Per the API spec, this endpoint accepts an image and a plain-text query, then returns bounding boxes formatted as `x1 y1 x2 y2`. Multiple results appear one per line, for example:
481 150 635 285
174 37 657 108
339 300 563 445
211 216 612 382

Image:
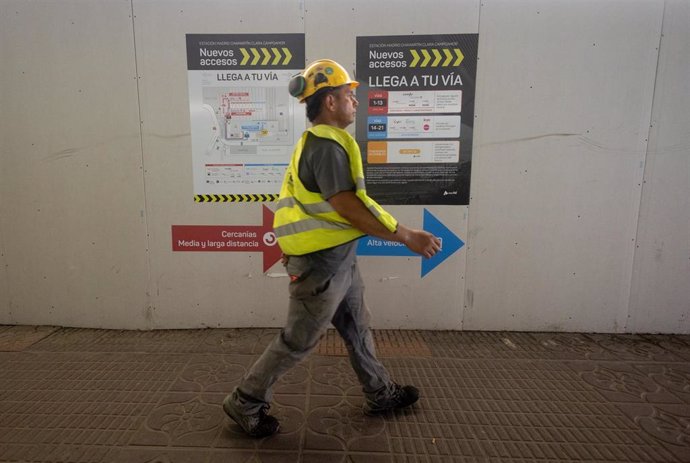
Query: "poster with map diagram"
186 33 305 202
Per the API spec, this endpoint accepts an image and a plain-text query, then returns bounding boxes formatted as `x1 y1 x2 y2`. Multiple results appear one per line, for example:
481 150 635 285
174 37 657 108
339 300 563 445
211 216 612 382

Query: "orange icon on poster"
367 141 388 164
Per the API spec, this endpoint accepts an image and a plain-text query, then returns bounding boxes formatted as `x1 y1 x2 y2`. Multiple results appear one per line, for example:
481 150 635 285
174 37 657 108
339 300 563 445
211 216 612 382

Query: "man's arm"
328 190 441 258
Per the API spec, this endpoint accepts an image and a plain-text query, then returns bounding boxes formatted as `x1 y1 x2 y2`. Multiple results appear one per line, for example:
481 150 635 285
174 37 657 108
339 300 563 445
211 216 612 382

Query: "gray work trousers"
230 242 391 414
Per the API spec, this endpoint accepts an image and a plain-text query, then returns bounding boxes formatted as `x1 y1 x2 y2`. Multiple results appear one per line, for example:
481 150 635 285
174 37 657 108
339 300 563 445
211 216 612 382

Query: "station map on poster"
186 34 305 200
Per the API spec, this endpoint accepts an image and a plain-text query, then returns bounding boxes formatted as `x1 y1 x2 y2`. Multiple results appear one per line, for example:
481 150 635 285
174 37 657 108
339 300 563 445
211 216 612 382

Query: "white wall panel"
131 0 305 327
0 0 150 328
464 0 664 331
629 0 690 333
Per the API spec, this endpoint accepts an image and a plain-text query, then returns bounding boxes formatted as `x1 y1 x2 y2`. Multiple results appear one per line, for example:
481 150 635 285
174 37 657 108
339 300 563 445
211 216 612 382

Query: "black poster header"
186 34 305 71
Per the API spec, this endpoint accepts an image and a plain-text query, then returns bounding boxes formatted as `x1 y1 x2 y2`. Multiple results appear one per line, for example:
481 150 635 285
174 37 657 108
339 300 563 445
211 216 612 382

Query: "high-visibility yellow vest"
273 125 398 256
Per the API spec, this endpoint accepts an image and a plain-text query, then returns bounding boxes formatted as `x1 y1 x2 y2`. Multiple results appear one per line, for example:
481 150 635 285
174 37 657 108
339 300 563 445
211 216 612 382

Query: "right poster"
355 34 478 205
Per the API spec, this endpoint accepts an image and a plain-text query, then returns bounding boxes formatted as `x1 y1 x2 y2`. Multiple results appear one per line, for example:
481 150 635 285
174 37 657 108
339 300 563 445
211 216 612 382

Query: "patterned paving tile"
301 453 393 463
0 328 689 462
0 354 186 454
107 447 212 463
584 333 687 362
204 329 279 355
567 358 690 462
642 334 690 362
421 331 607 361
130 392 225 448
208 450 301 463
0 443 112 463
305 394 388 453
25 327 110 350
317 329 432 358
635 363 690 403
310 357 361 397
616 403 690 462
529 332 612 360
0 325 58 351
387 358 679 462
170 355 254 393
29 328 280 354
568 361 686 404
108 448 303 463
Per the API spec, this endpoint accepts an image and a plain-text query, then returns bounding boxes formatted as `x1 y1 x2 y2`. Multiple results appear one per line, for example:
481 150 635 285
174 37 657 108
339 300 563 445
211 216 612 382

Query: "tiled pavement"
0 326 689 462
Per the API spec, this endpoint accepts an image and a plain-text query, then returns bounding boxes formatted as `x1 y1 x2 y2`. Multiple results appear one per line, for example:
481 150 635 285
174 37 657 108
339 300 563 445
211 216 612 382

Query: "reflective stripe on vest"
274 125 398 256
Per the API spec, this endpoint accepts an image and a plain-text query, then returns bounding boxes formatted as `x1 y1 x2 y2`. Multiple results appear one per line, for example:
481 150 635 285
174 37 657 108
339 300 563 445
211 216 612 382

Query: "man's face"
331 85 358 129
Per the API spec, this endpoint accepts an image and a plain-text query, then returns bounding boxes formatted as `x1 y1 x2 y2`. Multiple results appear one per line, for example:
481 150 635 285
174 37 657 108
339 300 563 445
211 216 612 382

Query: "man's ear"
323 92 336 112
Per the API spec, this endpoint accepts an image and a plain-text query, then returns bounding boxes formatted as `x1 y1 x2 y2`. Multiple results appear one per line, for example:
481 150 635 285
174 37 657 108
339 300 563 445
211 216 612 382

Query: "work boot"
364 383 419 415
222 394 280 438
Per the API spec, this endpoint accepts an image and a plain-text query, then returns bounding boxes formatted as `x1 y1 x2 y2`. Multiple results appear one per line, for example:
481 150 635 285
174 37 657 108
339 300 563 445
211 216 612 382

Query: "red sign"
172 205 282 272
368 90 389 114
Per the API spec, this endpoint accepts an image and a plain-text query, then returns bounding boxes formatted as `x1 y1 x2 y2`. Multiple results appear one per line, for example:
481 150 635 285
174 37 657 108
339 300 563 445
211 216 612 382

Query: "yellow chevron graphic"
421 49 431 67
410 50 420 67
261 48 271 65
443 49 453 66
272 48 282 65
238 47 294 67
251 48 261 65
194 194 279 203
282 48 292 65
431 49 442 67
454 48 464 66
409 48 465 67
240 48 250 65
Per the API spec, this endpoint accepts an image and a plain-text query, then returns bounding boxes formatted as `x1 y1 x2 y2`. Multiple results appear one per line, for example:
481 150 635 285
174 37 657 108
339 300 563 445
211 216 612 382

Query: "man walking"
223 59 441 437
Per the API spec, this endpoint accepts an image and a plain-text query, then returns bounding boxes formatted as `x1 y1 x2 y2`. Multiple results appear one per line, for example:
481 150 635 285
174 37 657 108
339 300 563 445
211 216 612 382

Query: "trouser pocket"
286 255 334 300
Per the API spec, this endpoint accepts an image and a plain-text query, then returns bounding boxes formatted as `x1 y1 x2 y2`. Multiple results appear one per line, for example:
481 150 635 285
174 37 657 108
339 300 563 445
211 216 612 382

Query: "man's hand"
328 191 442 258
395 224 442 258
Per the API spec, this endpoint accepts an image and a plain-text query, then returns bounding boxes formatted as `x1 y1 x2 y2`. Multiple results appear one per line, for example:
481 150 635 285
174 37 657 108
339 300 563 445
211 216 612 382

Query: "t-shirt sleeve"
304 140 356 199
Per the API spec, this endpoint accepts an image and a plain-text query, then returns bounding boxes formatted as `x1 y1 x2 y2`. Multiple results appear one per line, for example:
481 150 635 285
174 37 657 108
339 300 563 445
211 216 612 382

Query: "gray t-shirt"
298 132 355 199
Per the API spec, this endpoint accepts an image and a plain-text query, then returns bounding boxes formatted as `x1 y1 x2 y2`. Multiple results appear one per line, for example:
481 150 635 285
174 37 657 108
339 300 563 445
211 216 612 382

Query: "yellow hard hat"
288 59 359 102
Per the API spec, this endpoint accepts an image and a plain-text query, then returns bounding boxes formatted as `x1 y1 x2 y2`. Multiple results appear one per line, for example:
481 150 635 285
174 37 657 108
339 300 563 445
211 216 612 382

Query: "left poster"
186 34 306 202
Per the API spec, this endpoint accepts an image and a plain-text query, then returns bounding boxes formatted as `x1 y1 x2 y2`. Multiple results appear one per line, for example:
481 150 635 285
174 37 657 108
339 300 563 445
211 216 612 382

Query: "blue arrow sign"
356 209 465 277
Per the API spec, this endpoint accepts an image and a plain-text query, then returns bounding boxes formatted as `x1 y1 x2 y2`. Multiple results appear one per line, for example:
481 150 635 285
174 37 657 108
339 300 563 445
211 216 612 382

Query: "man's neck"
311 121 338 129
312 119 334 128
311 115 349 130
